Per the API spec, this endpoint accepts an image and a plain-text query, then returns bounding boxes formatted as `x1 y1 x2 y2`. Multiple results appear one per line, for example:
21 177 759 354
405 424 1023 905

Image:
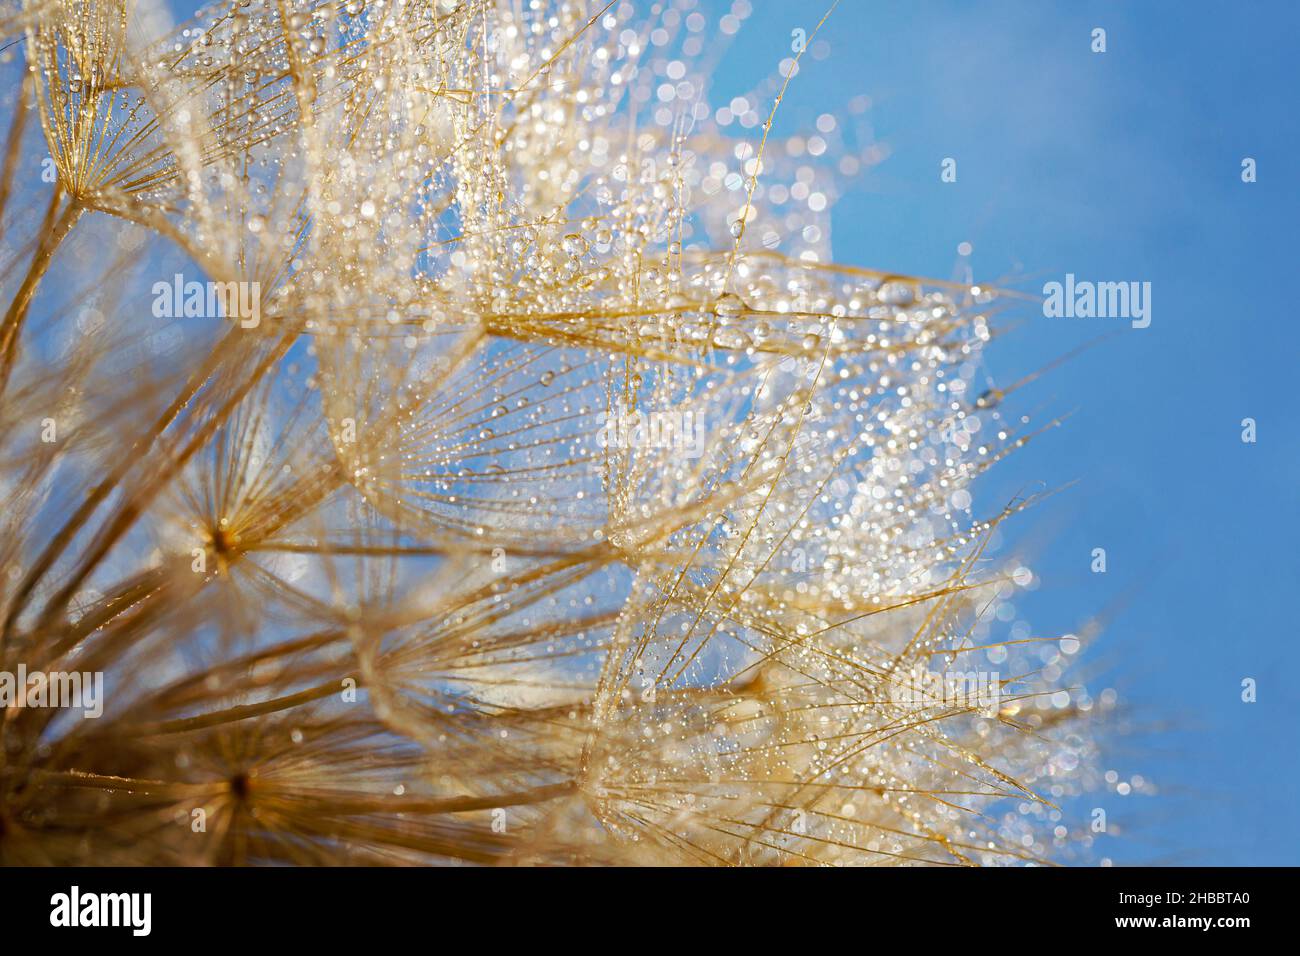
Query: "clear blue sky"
702 0 1299 864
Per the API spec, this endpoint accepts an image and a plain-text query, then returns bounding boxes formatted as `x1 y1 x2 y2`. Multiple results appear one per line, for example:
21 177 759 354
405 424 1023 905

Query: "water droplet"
714 292 745 317
878 281 915 307
714 327 753 350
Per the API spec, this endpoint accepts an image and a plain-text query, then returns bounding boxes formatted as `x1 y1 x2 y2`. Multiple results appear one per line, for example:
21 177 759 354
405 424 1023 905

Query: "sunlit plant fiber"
0 0 1105 865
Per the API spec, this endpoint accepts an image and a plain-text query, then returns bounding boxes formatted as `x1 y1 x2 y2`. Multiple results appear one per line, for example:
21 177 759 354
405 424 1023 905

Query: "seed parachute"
0 0 1106 865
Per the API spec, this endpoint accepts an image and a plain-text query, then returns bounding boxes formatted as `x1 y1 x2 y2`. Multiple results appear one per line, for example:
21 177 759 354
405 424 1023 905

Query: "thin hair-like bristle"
0 0 1104 867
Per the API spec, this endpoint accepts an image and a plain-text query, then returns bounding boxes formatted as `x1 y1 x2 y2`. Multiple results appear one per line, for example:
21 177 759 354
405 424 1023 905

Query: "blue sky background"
702 0 1299 864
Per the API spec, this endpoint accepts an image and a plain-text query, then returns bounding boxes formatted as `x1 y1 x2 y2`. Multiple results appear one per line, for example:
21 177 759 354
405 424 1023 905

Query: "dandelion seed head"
0 0 1110 866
